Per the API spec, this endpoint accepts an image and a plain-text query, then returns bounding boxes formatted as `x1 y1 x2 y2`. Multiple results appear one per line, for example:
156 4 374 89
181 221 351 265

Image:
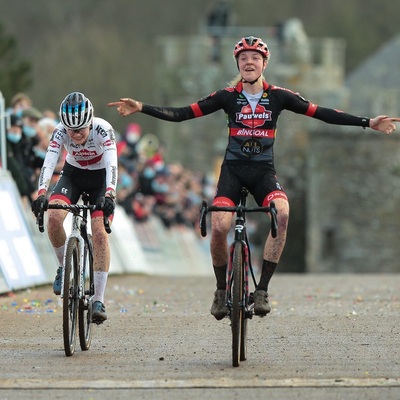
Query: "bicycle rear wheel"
231 241 244 367
63 237 79 357
79 234 93 351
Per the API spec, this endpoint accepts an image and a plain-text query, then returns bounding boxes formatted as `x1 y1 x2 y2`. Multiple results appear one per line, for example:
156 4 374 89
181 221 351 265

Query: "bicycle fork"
60 233 86 301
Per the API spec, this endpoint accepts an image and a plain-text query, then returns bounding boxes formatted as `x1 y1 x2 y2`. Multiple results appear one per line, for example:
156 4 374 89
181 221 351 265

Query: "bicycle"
199 187 278 367
36 193 111 357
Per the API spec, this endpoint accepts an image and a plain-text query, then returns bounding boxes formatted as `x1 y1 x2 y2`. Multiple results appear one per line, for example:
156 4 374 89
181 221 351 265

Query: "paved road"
0 273 399 399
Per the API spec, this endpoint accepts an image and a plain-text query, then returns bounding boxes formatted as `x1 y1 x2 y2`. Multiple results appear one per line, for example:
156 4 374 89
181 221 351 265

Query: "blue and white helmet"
59 92 94 129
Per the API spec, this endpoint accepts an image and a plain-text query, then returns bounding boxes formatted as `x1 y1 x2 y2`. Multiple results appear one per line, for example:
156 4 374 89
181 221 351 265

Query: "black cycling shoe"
53 267 63 295
91 301 107 324
211 289 229 320
253 290 271 316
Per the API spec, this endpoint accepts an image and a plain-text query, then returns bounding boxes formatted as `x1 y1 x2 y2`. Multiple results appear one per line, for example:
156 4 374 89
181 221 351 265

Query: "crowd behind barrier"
0 92 217 232
0 92 214 293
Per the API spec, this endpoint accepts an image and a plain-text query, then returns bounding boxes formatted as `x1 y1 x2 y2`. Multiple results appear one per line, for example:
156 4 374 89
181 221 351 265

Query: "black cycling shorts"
214 161 287 206
50 162 106 205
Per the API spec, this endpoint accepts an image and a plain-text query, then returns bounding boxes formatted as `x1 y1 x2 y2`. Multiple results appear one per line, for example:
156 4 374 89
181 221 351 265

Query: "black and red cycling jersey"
142 80 369 163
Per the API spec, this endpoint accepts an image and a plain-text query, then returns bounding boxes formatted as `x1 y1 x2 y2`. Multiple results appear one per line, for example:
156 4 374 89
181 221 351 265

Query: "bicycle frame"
60 203 94 303
199 187 278 366
226 211 253 317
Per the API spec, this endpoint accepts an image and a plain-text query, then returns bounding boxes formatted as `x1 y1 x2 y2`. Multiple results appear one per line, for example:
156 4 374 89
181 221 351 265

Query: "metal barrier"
0 90 10 170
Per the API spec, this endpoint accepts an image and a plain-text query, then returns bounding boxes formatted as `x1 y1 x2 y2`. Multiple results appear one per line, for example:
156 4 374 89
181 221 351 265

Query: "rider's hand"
31 195 48 217
107 98 142 117
369 115 400 134
96 196 115 217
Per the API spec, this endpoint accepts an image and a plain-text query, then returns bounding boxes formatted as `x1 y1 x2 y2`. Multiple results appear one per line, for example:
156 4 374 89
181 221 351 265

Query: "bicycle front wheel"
79 234 93 351
240 303 248 362
63 237 79 357
231 241 244 367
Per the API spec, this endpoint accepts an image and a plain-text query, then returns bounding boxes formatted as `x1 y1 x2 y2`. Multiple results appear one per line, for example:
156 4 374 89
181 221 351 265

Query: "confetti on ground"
0 296 58 315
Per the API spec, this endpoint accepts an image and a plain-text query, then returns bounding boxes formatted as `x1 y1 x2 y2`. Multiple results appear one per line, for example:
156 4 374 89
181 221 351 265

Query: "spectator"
5 114 36 202
9 92 32 118
118 122 142 167
20 107 43 190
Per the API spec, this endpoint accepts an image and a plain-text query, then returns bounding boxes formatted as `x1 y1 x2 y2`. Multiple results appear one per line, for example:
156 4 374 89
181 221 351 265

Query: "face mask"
33 147 47 159
119 173 134 188
7 132 22 143
23 125 37 137
151 181 169 193
143 167 155 179
126 132 140 144
14 109 23 118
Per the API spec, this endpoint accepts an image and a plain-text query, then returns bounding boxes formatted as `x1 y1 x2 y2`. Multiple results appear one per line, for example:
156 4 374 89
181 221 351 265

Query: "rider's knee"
47 211 65 232
91 219 109 245
211 220 230 240
277 207 289 226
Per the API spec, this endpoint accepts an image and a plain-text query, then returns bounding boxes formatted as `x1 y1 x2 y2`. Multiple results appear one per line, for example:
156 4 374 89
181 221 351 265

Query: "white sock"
93 271 108 304
54 245 65 267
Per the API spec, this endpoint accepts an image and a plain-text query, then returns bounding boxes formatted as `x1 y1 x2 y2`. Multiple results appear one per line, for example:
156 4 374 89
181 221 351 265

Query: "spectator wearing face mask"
20 107 43 188
9 92 32 118
6 115 36 202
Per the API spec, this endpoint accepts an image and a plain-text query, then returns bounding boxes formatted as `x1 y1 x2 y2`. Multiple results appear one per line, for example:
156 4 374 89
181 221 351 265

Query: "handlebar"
199 200 278 238
36 203 111 234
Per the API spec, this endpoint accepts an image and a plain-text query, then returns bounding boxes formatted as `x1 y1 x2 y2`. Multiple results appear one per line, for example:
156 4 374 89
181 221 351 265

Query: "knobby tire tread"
63 237 79 357
231 241 244 367
79 234 93 351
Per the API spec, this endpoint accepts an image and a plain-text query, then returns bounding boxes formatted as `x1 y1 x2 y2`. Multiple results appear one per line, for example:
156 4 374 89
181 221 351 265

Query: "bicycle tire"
63 237 79 357
240 306 248 362
231 241 244 367
79 234 93 351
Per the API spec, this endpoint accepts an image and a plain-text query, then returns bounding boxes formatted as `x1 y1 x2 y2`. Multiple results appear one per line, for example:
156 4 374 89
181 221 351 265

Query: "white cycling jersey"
38 117 118 194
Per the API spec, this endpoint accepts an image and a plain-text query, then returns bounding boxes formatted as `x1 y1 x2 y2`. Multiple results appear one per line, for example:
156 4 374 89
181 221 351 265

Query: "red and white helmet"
233 36 270 59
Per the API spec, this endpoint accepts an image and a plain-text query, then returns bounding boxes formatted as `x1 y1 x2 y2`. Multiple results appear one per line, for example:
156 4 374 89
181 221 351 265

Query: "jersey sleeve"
274 87 370 127
141 90 225 121
310 106 369 127
141 104 196 121
100 122 118 193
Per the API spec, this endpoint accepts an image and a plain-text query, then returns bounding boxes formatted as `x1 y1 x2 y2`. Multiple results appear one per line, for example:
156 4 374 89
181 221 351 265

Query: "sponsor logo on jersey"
72 149 97 158
49 140 60 149
103 139 114 147
233 128 275 137
240 138 263 155
236 104 272 128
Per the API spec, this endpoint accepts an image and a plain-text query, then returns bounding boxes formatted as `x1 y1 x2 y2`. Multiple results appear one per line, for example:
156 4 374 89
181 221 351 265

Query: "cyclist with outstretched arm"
32 92 118 323
108 36 399 320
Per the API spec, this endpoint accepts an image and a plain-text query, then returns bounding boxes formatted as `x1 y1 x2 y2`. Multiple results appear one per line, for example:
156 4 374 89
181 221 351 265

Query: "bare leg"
91 216 110 273
257 197 289 293
263 198 289 262
209 211 232 290
210 211 232 266
47 201 69 294
91 216 111 304
209 211 233 318
47 204 68 249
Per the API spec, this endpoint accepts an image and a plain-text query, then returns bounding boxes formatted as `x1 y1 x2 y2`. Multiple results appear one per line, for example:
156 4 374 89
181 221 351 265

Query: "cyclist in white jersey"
32 92 118 323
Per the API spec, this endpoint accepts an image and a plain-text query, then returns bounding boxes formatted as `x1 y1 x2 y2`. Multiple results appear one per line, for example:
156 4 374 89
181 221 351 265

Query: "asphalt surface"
0 273 399 400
